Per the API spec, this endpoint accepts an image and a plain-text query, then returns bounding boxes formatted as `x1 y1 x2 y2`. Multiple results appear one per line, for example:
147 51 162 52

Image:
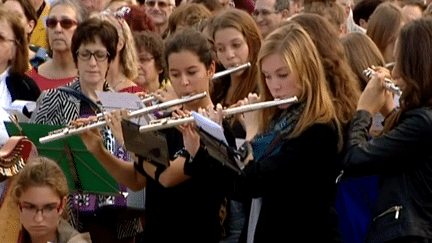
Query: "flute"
212 63 251 80
39 92 207 144
139 96 298 133
363 67 402 96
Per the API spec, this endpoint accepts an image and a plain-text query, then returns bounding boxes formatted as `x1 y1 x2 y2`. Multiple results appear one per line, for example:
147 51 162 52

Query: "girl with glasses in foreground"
11 157 91 243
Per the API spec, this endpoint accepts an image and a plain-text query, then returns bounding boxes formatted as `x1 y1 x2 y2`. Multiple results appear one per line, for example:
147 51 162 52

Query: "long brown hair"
290 14 361 126
210 9 261 106
366 2 406 61
341 32 386 90
383 17 432 133
257 22 340 144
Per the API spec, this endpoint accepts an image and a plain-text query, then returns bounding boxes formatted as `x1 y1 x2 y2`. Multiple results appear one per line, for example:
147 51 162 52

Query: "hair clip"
114 6 131 18
100 6 131 19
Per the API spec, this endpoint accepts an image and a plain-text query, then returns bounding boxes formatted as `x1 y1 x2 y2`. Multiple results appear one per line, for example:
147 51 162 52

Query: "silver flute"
139 96 298 133
39 92 207 144
363 67 402 96
212 63 251 80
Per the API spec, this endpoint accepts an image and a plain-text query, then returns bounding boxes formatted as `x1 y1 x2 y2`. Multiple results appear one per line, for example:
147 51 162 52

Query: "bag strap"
57 86 101 113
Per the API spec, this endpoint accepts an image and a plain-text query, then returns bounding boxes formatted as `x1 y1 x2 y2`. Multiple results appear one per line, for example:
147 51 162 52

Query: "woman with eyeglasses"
0 8 40 147
30 16 145 243
132 30 167 94
27 0 88 91
76 28 233 243
11 156 92 243
1 0 44 69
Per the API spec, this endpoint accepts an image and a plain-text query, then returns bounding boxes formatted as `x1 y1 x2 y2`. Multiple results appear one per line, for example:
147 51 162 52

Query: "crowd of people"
1 0 432 242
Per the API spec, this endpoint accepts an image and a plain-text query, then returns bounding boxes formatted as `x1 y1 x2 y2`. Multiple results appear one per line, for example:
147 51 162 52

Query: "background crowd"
1 0 432 242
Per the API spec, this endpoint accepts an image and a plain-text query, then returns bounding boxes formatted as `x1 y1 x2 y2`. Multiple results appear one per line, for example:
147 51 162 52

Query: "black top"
134 128 226 243
342 109 432 242
6 73 41 102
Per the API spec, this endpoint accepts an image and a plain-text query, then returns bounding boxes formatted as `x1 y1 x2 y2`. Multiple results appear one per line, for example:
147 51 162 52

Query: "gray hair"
50 0 89 23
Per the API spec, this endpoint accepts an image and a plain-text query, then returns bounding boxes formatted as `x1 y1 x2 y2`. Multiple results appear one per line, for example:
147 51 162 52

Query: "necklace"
112 76 125 90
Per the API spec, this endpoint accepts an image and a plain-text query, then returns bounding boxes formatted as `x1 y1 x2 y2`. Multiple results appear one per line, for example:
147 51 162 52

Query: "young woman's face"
214 27 249 77
261 53 302 108
168 50 213 102
19 186 65 239
76 37 110 86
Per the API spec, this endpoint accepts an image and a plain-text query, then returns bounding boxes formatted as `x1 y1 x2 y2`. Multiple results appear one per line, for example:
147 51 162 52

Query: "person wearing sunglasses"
11 156 92 243
27 0 88 91
144 0 175 37
251 0 290 38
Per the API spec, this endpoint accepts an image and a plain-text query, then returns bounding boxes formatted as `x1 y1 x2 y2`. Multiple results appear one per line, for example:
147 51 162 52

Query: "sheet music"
96 91 155 125
191 111 228 145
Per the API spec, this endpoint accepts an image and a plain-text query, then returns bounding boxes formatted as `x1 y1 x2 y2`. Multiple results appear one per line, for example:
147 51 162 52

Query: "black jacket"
6 73 40 102
237 122 341 243
342 109 432 242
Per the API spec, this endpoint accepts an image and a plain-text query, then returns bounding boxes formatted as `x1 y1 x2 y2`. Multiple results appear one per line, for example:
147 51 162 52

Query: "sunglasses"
251 9 279 17
145 1 173 8
46 18 78 29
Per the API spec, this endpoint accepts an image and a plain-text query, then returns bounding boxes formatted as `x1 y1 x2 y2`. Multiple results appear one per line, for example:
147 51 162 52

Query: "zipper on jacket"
373 206 403 221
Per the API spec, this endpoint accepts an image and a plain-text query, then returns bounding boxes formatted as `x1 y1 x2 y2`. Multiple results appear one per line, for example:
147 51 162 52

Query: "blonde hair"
11 157 69 204
91 11 138 80
257 22 339 142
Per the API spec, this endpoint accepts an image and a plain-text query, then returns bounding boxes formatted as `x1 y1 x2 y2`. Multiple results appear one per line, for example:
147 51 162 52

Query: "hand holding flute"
358 66 396 116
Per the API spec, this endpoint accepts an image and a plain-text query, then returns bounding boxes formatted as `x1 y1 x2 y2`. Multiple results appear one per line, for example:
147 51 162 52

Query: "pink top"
27 67 76 91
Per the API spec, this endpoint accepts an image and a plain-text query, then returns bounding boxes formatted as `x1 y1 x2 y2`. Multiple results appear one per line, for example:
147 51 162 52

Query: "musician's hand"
72 117 105 154
105 110 126 145
358 66 393 116
154 83 179 103
174 110 200 157
237 93 260 140
198 104 224 126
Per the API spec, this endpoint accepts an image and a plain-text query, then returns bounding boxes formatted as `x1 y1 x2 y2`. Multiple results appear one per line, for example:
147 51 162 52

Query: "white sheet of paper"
96 91 154 125
96 91 144 111
4 100 36 122
191 111 228 145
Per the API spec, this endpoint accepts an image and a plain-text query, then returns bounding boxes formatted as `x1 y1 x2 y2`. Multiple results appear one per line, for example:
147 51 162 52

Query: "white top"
0 68 12 147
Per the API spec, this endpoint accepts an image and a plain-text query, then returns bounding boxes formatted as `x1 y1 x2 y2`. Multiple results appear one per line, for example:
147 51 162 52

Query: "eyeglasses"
0 34 15 44
18 202 62 217
145 0 173 8
139 56 154 63
77 50 110 62
251 9 279 17
46 17 78 29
